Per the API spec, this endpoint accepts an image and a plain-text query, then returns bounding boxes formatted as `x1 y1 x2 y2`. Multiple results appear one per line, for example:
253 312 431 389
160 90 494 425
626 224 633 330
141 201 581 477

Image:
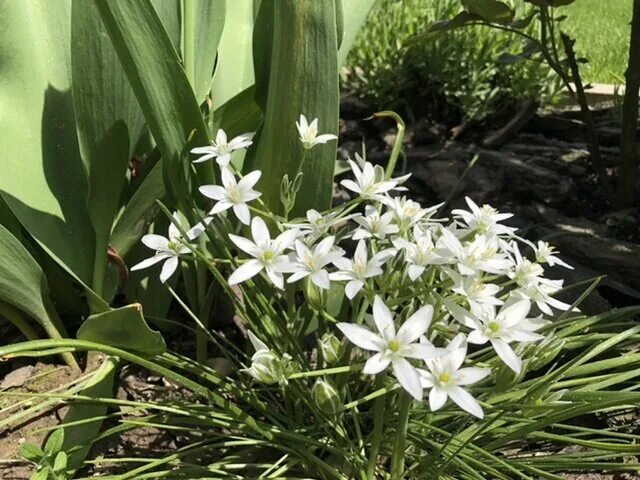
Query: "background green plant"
342 0 562 122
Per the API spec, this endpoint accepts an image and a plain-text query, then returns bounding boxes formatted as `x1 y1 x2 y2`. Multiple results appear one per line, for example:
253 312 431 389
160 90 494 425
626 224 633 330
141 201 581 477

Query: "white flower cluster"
132 114 573 419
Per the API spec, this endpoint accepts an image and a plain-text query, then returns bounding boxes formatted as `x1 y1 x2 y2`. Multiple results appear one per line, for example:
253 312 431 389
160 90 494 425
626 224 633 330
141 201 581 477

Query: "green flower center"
438 373 451 384
167 241 178 251
388 340 401 353
488 321 500 333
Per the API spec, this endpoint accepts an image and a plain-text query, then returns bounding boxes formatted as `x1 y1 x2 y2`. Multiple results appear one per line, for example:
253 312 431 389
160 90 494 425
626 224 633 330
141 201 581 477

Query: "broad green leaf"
71 0 146 297
0 1 96 285
182 0 226 101
94 0 211 205
462 0 515 23
211 0 257 108
151 0 181 48
44 429 64 456
61 357 117 473
77 303 166 354
247 0 340 215
211 86 262 139
19 443 45 462
0 225 77 369
337 0 378 66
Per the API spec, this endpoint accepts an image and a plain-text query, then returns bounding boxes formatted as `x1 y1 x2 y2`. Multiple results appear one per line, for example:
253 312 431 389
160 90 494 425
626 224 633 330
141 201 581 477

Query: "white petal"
397 305 433 344
456 367 490 386
403 343 445 360
274 228 299 252
314 133 337 144
220 166 237 189
363 352 391 375
287 270 310 283
199 185 227 200
265 268 285 289
491 339 521 373
190 146 214 154
159 256 179 283
233 203 251 225
216 153 231 166
210 200 232 215
247 330 268 352
340 179 361 193
448 386 484 418
345 280 364 299
336 323 384 351
373 296 396 340
311 270 331 290
130 253 171 271
240 169 262 189
467 330 489 345
192 152 216 163
228 259 263 285
141 234 169 251
429 387 448 411
408 265 425 281
251 216 271 245
228 234 259 256
497 300 531 326
392 358 423 401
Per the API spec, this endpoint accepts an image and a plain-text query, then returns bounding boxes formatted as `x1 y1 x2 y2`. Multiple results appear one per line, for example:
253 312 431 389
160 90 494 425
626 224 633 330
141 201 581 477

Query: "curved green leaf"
71 0 147 297
0 0 96 285
247 0 340 215
211 0 257 108
183 0 226 101
94 0 211 205
0 224 77 369
77 303 166 354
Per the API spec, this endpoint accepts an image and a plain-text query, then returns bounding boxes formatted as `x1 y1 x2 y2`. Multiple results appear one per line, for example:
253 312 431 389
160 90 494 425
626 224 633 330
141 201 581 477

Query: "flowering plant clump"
131 114 578 478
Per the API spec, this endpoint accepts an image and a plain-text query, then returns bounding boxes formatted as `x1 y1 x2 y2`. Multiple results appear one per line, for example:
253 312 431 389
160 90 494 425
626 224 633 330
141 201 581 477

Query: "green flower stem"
366 373 387 479
287 363 363 380
390 391 412 480
370 111 405 179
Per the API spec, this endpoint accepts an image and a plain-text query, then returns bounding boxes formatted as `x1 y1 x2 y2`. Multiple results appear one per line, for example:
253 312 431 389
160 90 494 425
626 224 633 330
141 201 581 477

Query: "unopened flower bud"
306 280 326 310
312 379 341 415
319 332 343 365
245 350 283 385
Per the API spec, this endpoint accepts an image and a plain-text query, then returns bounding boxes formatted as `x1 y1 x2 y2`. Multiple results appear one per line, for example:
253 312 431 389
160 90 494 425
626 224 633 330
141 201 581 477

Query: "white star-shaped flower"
437 228 512 276
447 299 545 374
341 155 409 202
228 217 298 289
452 197 515 237
199 168 261 225
131 212 204 283
330 240 393 299
190 129 254 166
532 240 573 269
284 237 345 290
352 205 399 240
296 114 337 149
393 226 449 280
419 334 490 418
337 296 444 400
443 268 503 309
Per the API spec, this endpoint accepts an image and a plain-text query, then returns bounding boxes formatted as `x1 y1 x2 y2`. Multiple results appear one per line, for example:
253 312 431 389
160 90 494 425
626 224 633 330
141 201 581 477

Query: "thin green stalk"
369 111 405 179
390 391 412 479
366 373 387 479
